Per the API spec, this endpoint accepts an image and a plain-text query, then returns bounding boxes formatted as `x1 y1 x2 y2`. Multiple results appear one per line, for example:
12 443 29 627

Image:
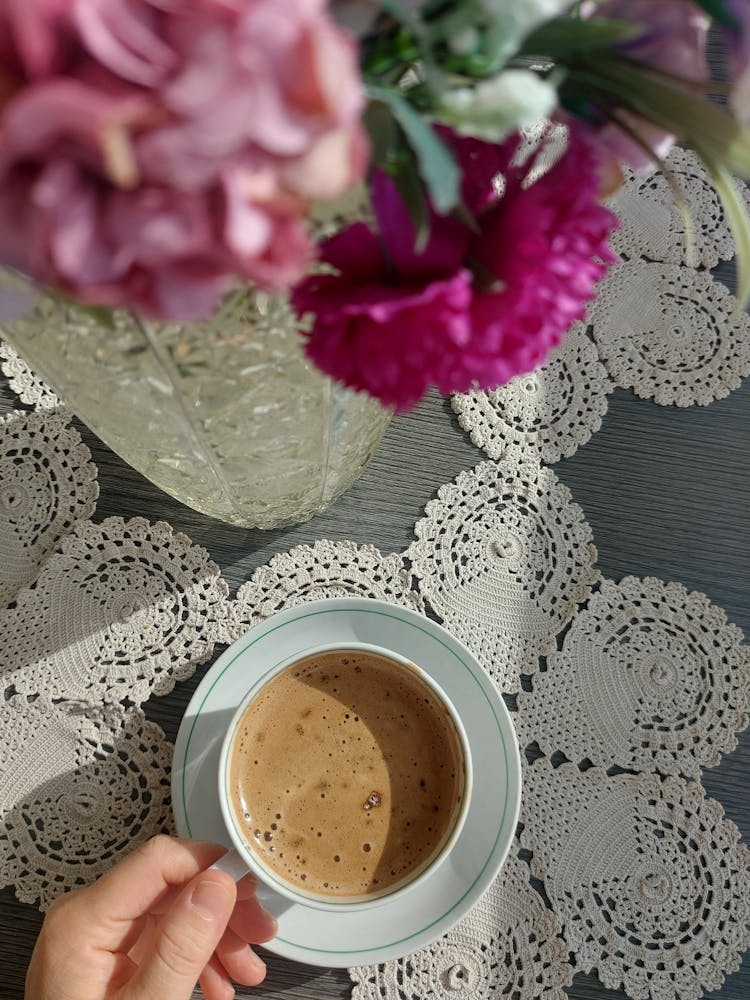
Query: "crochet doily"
607 146 750 269
520 760 750 1000
0 408 98 606
0 516 230 707
450 148 750 468
516 577 750 779
407 460 599 689
451 326 613 464
233 539 424 636
0 340 59 411
0 343 748 1000
350 848 573 1000
0 695 173 908
588 260 750 406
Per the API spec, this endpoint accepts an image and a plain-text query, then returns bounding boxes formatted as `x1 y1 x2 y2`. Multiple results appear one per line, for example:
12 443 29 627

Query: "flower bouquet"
0 1 748 525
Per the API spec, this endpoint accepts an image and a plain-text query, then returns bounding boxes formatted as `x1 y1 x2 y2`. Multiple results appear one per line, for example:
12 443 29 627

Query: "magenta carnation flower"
294 222 474 410
468 128 619 378
0 0 366 319
293 125 618 410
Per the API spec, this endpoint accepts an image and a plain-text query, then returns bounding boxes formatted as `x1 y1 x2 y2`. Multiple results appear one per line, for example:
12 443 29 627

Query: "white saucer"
172 598 521 968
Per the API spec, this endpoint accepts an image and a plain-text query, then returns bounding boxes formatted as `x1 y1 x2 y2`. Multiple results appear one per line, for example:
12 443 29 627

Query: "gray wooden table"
1 356 748 999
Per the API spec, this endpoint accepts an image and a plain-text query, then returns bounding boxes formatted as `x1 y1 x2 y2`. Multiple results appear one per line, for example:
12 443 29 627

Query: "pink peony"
0 0 366 319
293 125 618 410
582 0 709 171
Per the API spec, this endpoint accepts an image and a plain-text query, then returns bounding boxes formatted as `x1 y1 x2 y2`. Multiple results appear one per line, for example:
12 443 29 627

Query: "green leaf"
566 57 750 178
377 0 424 35
374 0 444 92
367 86 461 213
519 16 640 58
363 100 398 171
73 302 118 330
391 151 432 252
691 0 739 28
694 150 750 310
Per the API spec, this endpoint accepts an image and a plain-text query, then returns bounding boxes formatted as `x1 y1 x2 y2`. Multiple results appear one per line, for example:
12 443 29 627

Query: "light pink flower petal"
281 125 368 200
281 15 363 123
73 0 176 86
240 218 312 290
105 187 216 267
161 23 235 114
0 0 366 318
222 170 274 258
33 161 126 285
3 79 150 179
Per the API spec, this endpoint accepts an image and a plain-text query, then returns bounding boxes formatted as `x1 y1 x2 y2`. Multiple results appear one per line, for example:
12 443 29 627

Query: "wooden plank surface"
1 367 748 999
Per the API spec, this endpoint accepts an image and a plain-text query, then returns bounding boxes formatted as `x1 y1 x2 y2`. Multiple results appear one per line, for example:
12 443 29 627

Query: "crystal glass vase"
0 275 391 529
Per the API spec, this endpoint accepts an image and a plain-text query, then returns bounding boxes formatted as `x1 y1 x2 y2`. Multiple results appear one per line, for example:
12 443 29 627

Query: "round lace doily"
0 516 230 707
233 539 424 637
0 695 173 908
0 408 98 605
514 119 569 186
608 146 750 269
451 326 613 464
350 848 573 1000
516 577 750 778
0 341 60 411
588 260 750 406
407 460 599 689
1 338 749 1000
520 760 750 1000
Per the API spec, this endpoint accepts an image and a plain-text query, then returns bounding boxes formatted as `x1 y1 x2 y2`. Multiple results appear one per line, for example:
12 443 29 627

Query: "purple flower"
583 0 709 171
725 0 750 126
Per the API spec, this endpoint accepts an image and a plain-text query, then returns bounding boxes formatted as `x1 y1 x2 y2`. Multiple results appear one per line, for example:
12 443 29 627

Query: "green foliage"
520 17 639 58
367 86 461 215
690 0 739 28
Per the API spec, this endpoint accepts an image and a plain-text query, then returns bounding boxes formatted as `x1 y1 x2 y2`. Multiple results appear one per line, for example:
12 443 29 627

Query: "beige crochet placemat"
1 299 748 999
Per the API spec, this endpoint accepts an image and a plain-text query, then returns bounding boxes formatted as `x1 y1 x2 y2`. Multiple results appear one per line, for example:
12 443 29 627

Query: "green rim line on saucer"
177 604 514 958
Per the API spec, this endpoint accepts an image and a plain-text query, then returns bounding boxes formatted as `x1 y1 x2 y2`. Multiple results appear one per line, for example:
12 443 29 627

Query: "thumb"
123 870 237 1000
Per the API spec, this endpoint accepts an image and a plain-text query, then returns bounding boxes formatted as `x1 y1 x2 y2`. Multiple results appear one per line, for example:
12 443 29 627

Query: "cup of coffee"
216 642 472 911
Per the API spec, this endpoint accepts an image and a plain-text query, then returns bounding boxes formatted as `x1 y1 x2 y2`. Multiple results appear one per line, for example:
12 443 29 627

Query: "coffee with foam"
228 649 465 899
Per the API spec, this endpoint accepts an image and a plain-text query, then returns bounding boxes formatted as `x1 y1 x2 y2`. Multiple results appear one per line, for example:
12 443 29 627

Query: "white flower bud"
450 26 480 56
440 70 558 142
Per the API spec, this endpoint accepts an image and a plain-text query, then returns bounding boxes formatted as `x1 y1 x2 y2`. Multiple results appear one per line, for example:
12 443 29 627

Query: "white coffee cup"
212 641 473 913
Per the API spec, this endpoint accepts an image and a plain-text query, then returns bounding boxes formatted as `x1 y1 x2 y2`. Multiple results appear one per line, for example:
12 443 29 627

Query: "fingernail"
190 878 231 921
249 951 267 977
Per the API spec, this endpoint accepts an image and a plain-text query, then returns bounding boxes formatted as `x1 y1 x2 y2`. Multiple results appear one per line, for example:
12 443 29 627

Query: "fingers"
121 869 236 1000
236 872 259 901
216 927 268 987
228 895 278 944
199 954 236 1000
78 836 228 948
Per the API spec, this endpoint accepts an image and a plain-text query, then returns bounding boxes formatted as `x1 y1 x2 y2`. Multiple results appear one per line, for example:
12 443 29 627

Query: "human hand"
25 836 277 1000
